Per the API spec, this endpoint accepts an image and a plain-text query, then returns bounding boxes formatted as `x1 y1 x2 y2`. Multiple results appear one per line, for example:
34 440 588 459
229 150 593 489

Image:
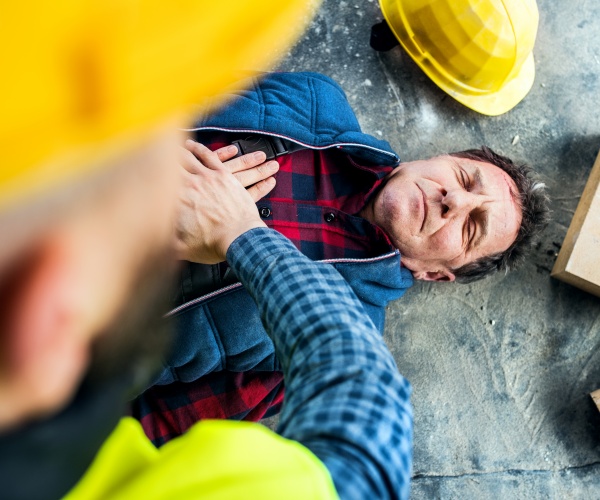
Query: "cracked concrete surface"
275 0 600 497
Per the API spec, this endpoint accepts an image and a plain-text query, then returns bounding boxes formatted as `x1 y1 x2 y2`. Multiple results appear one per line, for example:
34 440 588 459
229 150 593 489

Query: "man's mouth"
418 185 427 232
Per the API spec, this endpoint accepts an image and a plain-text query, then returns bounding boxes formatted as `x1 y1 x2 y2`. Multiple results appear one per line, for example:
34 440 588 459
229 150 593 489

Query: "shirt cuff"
226 227 297 278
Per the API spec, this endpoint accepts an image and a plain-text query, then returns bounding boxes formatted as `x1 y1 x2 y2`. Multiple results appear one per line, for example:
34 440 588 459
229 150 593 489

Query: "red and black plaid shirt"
132 132 395 445
132 370 285 447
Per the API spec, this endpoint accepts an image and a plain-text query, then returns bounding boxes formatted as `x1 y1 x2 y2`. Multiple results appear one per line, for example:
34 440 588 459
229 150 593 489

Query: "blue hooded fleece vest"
153 72 413 386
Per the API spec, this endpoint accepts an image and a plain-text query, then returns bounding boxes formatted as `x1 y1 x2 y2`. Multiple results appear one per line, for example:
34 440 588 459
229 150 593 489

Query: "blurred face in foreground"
361 155 522 282
0 128 182 430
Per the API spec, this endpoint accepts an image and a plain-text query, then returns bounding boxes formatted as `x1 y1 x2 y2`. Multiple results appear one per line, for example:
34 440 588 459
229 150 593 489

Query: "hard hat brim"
445 53 536 117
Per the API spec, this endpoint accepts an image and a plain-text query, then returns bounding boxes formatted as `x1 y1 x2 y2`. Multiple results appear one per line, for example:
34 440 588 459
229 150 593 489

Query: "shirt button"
324 212 336 223
259 207 272 219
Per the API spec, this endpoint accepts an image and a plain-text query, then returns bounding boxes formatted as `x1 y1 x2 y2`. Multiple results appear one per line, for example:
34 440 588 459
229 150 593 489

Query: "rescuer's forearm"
227 227 413 500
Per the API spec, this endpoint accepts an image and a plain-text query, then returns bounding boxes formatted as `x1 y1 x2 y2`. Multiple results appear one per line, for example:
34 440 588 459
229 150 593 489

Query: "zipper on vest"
182 126 399 163
165 250 400 317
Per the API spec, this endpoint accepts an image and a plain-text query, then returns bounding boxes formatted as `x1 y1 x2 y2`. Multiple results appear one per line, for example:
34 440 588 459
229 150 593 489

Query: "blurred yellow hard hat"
0 0 317 213
378 0 539 116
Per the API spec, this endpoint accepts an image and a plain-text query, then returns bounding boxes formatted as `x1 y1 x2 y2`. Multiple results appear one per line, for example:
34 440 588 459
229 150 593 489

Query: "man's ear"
0 237 89 429
412 269 456 282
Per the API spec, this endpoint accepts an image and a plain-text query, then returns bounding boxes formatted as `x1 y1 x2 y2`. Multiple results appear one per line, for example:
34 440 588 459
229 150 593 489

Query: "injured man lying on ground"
131 71 549 446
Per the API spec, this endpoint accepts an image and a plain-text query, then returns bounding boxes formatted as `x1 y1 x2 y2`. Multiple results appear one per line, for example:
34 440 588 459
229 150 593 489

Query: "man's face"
363 155 522 281
0 128 181 429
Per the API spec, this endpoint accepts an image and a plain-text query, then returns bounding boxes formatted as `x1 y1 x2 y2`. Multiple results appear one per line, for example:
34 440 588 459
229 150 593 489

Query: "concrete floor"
275 1 600 498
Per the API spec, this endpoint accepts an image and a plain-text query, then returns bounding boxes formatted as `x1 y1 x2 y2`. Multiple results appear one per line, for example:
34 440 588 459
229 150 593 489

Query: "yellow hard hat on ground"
375 0 539 116
0 0 317 214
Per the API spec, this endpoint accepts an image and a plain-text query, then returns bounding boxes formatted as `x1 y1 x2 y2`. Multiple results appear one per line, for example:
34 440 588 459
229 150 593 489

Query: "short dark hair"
448 146 550 283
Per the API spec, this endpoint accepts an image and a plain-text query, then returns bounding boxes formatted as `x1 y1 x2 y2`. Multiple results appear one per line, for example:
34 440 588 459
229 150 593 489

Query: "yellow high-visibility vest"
64 418 338 500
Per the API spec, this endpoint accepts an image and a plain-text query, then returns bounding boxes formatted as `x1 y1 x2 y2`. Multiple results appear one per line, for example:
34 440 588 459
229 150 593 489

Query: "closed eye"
460 169 471 190
468 217 475 246
464 216 475 248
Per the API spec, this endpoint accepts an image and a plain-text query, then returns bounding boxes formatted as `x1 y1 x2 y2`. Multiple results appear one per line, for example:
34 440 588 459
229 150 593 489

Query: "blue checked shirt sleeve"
227 228 413 500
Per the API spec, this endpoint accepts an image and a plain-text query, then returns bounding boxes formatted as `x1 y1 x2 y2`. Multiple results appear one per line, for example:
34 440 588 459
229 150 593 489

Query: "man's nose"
441 189 480 217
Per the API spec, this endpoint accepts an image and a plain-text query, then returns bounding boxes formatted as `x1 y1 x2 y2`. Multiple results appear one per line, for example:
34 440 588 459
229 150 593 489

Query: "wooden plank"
551 148 600 297
591 389 600 412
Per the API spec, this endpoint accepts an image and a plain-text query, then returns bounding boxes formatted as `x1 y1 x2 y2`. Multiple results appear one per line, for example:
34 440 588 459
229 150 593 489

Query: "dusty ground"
274 1 600 497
